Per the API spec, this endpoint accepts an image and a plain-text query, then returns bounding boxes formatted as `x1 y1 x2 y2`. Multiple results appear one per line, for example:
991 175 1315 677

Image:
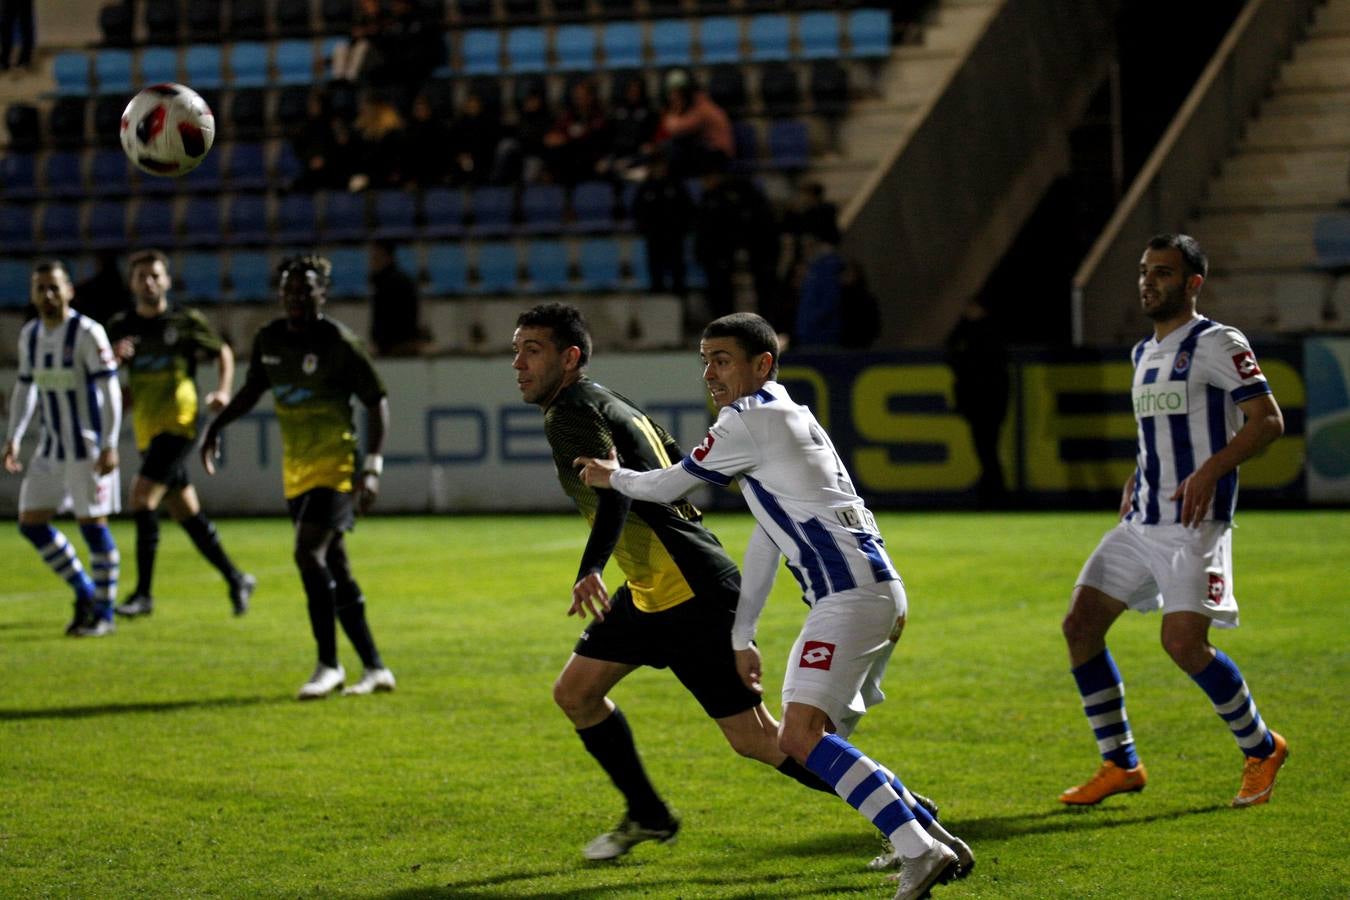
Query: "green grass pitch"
1 510 1346 898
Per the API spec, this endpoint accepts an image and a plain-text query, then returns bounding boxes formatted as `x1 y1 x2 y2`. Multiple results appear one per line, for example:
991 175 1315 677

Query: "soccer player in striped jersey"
200 254 394 700
1059 234 1288 809
4 260 122 637
576 312 970 900
106 250 255 619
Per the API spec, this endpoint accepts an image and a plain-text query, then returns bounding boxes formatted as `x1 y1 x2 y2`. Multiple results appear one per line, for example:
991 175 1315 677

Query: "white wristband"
361 454 383 476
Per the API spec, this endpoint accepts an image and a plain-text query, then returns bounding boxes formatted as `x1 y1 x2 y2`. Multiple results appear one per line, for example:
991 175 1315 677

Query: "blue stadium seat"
506 27 548 74
627 238 649 289
1 152 37 200
0 258 34 306
766 119 809 170
176 251 225 302
320 190 368 241
577 237 623 291
180 195 221 246
144 0 181 45
555 25 597 71
132 196 178 246
226 249 272 301
88 148 132 197
87 199 128 250
324 247 368 298
569 181 616 234
731 120 760 173
759 62 800 117
848 9 892 58
798 11 842 60
40 201 84 251
602 23 643 69
52 52 92 96
273 143 304 186
698 17 740 65
42 150 85 199
274 39 316 86
425 242 469 295
422 187 467 238
0 204 37 254
372 189 418 240
223 142 268 190
748 14 791 62
1314 213 1350 269
650 19 693 67
227 42 270 88
462 29 503 75
525 240 572 293
474 243 519 293
138 47 179 86
275 192 318 243
226 193 270 244
183 45 224 89
707 65 747 117
469 185 516 237
177 149 222 193
520 183 566 235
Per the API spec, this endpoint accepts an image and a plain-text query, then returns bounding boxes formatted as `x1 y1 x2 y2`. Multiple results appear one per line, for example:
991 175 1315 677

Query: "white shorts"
1076 519 1238 628
780 580 908 738
19 454 121 519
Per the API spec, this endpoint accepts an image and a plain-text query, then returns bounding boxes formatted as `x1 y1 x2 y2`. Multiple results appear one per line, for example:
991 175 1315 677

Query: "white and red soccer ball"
120 83 215 177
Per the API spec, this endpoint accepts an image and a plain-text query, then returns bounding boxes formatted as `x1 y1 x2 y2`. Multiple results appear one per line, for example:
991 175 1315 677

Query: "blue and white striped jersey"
678 381 899 605
1126 318 1270 525
6 312 120 460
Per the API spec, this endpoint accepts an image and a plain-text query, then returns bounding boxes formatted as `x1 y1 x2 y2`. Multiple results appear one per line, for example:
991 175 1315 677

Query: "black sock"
576 706 669 826
133 509 160 597
777 757 835 793
334 580 383 670
180 512 241 583
299 567 339 668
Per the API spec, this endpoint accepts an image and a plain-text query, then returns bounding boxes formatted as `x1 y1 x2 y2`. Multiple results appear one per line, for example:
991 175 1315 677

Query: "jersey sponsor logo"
1172 350 1191 374
1231 350 1262 379
1206 572 1225 606
799 640 835 670
1132 383 1188 417
302 353 318 375
692 431 716 462
34 369 78 390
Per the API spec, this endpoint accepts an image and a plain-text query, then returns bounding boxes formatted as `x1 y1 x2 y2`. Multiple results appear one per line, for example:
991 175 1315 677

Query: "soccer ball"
119 83 215 176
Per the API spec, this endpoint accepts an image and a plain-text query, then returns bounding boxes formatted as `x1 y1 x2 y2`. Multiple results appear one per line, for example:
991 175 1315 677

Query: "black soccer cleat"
115 594 154 617
230 573 256 616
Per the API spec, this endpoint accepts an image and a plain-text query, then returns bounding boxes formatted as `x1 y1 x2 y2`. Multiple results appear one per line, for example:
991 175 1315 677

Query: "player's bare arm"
3 441 21 474
200 379 268 475
574 448 619 488
203 343 235 413
1171 393 1283 527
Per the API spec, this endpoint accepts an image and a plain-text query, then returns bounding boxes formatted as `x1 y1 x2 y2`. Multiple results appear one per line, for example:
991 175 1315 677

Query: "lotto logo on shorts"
1231 351 1262 379
799 641 835 670
1206 573 1225 605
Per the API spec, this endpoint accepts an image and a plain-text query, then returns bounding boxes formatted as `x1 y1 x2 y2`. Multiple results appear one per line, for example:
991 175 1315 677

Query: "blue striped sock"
877 766 934 829
805 734 930 857
20 523 95 600
1191 650 1275 758
1072 650 1139 769
79 523 119 618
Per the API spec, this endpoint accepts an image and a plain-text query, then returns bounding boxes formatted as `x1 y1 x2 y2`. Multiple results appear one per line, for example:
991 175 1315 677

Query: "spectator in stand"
447 92 505 187
402 92 453 188
544 78 610 186
783 181 840 265
604 73 659 180
0 0 35 72
792 225 846 349
330 0 384 82
694 172 781 327
368 240 430 357
73 251 134 326
497 84 553 185
631 152 693 297
289 90 361 192
349 92 407 190
367 0 445 102
658 69 734 180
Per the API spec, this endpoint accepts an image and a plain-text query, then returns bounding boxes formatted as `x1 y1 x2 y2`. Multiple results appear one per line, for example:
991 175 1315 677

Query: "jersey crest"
302 353 318 375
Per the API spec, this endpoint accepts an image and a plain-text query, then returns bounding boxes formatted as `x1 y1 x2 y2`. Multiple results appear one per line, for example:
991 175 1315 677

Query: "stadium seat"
502 0 543 20
92 95 127 147
273 143 305 187
555 25 597 71
143 0 181 44
52 52 92 96
0 152 38 201
42 151 85 200
809 58 850 117
731 120 760 173
319 190 369 241
275 0 313 38
88 148 133 197
0 258 34 306
425 242 469 295
319 0 354 33
40 201 84 252
422 187 468 238
226 249 272 301
176 251 225 302
139 47 180 86
748 14 791 62
474 243 520 293
506 27 548 74
47 98 87 149
598 0 639 17
520 183 566 235
94 49 135 95
180 195 222 247
848 8 892 58
177 150 223 193
99 2 134 46
455 0 495 25
698 17 741 65
275 192 318 243
226 88 267 140
552 0 587 20
87 199 129 250
627 238 650 289
372 189 418 240
274 39 317 86
469 185 516 237
185 0 222 42
184 45 224 90
759 62 801 118
1315 214 1350 270
227 0 267 40
766 119 810 170
227 42 270 88
324 247 368 298
798 11 842 60
5 104 40 152
131 196 178 246
226 194 270 244
462 29 503 75
706 65 748 117
602 22 643 70
569 181 617 234
577 237 623 291
224 142 269 190
650 19 693 67
0 203 37 254
525 240 572 293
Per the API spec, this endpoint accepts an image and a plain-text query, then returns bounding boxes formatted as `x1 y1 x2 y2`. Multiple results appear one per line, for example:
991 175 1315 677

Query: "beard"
1142 283 1189 322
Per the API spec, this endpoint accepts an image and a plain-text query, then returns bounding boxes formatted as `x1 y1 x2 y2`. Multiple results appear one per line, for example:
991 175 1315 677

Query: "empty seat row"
52 39 336 96
0 143 283 200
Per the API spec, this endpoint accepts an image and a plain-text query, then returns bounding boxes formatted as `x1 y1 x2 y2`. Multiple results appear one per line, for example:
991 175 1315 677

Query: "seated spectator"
330 0 384 82
658 69 734 179
369 240 431 357
447 92 505 186
289 90 361 192
367 0 446 102
604 73 659 179
403 92 454 187
792 225 847 348
543 78 610 185
349 92 408 190
631 153 692 296
497 84 553 184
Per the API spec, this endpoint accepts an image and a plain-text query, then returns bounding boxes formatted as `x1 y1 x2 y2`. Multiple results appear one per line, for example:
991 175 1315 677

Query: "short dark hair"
276 253 332 290
32 259 69 279
128 249 170 274
516 302 592 367
1147 233 1208 280
702 312 780 379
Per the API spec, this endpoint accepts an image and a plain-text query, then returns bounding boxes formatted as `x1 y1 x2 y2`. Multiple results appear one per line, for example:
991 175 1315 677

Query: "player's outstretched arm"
200 379 267 475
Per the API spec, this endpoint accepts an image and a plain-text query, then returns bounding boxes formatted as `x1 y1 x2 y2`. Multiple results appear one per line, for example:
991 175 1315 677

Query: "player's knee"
776 724 818 764
292 545 325 573
551 677 592 720
1160 631 1208 671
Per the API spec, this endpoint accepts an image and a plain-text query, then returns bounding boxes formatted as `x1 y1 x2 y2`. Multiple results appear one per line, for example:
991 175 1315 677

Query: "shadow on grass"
954 801 1231 840
0 694 291 721
374 869 876 899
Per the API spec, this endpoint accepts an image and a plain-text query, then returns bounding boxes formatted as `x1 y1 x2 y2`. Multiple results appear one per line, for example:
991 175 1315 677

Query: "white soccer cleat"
297 663 345 700
342 667 396 696
889 842 959 900
582 815 680 861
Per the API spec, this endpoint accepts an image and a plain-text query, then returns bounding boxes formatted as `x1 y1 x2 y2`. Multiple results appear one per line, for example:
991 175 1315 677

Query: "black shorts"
574 576 762 720
138 433 194 489
286 488 355 533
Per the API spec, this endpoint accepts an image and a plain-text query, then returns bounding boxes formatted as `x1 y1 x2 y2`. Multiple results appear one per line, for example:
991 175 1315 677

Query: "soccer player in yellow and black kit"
513 302 857 862
201 254 394 700
107 250 254 618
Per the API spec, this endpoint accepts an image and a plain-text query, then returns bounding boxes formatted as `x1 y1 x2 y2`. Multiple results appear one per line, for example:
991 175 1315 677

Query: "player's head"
512 303 591 407
700 313 780 408
276 253 331 326
128 249 172 307
1140 233 1206 323
30 260 74 324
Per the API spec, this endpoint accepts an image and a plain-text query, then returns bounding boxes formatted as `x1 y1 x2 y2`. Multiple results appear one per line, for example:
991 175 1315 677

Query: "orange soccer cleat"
1233 731 1288 808
1059 760 1148 805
